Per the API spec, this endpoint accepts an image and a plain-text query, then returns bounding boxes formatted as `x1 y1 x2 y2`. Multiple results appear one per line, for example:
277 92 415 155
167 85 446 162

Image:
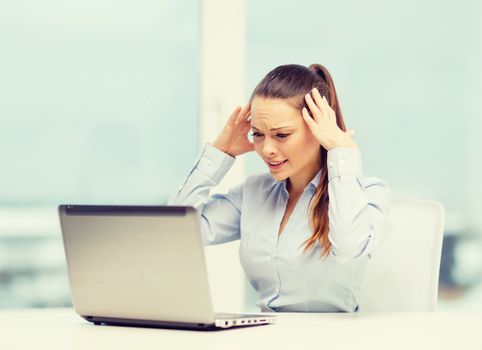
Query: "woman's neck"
286 163 321 198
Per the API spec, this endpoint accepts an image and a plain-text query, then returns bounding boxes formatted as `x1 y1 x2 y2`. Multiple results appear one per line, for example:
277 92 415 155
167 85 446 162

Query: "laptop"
58 204 276 331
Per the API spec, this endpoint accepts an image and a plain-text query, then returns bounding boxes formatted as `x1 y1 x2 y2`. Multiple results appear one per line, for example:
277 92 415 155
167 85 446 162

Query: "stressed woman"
168 63 391 313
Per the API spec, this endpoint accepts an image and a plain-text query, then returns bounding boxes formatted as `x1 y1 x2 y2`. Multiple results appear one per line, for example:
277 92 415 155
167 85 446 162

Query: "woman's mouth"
267 159 288 170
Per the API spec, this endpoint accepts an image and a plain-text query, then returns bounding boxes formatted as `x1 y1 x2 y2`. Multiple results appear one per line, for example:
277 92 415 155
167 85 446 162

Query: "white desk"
1 308 480 350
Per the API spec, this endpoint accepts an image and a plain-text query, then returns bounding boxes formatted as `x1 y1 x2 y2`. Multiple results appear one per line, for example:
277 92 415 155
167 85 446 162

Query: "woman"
168 63 391 313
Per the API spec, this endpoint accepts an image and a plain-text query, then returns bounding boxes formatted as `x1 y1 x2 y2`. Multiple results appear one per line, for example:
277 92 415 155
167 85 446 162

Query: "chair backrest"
359 198 445 312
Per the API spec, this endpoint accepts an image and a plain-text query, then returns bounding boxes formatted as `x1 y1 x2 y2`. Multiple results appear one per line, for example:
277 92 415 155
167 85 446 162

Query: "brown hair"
249 63 347 259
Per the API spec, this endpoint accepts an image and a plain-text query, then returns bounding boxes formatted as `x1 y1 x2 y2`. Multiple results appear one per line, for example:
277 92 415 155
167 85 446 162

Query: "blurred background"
0 0 481 311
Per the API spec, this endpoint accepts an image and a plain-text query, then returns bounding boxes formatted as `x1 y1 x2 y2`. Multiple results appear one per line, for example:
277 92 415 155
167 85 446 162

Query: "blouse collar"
267 167 322 193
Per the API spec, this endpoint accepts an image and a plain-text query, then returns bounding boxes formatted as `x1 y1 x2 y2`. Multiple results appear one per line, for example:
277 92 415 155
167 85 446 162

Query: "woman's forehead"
250 97 300 129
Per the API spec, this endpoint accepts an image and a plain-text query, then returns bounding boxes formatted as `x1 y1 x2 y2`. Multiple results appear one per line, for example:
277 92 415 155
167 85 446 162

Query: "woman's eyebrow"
251 125 295 131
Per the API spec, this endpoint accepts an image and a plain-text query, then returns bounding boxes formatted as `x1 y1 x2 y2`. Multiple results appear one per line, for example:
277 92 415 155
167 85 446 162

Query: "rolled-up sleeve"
167 143 244 246
326 148 391 264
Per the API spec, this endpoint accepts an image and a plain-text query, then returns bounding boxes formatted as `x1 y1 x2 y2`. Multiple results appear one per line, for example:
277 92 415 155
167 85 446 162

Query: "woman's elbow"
328 228 376 264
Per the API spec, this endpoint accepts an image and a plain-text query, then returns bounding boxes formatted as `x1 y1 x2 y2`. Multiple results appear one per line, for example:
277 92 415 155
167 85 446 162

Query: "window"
0 0 200 307
244 0 482 311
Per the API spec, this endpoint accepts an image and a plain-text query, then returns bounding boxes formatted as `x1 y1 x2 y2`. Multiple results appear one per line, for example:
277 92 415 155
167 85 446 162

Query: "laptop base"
82 315 271 331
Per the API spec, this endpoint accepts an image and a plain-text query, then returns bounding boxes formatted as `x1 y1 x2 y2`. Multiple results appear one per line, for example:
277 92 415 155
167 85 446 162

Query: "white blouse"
168 143 391 312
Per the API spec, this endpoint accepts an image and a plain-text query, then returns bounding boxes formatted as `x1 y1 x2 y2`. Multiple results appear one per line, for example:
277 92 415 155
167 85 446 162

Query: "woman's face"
250 96 321 181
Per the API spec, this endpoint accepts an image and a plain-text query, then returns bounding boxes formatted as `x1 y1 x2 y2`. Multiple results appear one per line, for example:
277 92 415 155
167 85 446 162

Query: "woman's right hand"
212 104 254 157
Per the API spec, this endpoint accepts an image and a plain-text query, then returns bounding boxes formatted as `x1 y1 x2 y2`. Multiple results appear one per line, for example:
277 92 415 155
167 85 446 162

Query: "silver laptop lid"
58 205 215 324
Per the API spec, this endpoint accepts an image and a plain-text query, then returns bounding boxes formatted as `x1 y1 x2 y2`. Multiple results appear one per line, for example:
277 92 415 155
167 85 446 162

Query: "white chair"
359 198 445 312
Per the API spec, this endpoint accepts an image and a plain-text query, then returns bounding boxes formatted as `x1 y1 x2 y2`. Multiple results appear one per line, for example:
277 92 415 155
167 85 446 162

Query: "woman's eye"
249 132 289 139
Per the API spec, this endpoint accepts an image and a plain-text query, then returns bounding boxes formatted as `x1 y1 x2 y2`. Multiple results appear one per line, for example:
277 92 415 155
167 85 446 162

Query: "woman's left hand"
302 87 358 151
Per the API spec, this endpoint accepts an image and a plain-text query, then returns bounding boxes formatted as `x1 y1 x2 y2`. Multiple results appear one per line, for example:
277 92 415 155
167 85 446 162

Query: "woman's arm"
168 143 244 246
326 148 392 264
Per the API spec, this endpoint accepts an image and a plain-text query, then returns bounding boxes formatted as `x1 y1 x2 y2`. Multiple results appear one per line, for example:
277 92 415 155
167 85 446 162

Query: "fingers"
301 107 317 130
229 106 242 123
310 88 329 118
244 103 252 122
310 88 336 123
304 93 320 122
234 103 251 125
323 96 336 123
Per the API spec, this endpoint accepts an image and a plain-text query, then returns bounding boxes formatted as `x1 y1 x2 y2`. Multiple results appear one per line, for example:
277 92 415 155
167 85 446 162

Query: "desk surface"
0 308 481 350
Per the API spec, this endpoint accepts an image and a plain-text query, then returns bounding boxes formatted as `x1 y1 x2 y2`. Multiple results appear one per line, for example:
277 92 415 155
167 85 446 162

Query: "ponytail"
301 64 346 259
309 64 346 131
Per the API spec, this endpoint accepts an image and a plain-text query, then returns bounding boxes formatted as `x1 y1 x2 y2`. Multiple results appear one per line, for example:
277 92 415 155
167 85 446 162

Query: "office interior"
0 0 481 314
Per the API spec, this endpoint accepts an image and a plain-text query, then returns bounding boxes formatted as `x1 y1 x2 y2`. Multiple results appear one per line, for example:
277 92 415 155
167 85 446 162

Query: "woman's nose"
262 138 278 157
